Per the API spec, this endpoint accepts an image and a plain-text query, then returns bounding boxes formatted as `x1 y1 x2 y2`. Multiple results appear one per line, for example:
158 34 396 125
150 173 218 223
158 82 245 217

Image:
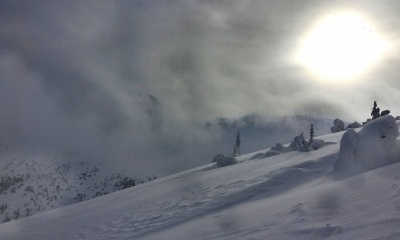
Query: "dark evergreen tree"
309 124 314 143
232 132 241 157
13 208 19 220
371 101 380 119
235 132 241 147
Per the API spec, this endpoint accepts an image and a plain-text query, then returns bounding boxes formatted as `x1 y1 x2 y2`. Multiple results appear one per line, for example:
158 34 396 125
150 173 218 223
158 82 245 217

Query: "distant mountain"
0 152 155 223
0 112 335 223
2 116 400 239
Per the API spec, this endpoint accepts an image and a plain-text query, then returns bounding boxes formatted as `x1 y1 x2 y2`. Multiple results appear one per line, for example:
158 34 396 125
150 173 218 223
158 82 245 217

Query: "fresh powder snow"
1 118 400 239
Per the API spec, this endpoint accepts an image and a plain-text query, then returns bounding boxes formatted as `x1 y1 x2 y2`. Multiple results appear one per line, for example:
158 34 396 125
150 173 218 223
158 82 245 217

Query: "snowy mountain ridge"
0 113 333 224
1 117 400 239
0 152 155 223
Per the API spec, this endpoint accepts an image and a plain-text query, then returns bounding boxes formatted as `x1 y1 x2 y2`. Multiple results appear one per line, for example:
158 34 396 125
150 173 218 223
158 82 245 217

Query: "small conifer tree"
232 132 241 157
371 101 380 119
309 124 314 144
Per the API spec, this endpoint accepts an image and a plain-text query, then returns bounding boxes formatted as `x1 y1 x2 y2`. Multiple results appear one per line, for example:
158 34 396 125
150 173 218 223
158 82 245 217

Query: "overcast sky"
1 0 400 175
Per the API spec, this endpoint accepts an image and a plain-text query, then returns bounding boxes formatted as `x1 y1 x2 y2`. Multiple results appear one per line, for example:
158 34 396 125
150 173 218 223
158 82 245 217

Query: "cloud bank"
1 0 400 175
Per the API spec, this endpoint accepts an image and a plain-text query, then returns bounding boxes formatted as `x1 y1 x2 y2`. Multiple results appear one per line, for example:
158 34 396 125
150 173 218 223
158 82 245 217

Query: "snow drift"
333 115 400 172
2 116 400 240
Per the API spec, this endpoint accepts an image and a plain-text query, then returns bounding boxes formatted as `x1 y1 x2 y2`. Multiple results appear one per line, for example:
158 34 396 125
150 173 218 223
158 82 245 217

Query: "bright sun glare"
296 11 390 82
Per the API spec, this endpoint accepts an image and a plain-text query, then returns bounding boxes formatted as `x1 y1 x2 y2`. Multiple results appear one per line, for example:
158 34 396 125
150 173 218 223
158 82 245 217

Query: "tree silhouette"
371 101 380 119
309 124 314 144
232 132 241 157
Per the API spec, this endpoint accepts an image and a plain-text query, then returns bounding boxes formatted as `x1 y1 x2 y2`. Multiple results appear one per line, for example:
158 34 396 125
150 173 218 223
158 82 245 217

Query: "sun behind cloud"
295 11 390 83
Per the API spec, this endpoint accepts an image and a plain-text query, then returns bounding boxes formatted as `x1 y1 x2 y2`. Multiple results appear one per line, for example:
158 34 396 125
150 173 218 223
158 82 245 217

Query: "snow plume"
333 115 400 175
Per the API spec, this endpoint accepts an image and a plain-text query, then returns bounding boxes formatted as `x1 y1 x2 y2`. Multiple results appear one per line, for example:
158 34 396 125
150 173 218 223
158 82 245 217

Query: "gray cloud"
1 0 400 176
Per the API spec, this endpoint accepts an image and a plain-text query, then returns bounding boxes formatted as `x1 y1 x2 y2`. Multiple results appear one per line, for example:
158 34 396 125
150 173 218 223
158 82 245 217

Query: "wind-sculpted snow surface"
1 122 400 240
0 144 339 240
333 115 400 174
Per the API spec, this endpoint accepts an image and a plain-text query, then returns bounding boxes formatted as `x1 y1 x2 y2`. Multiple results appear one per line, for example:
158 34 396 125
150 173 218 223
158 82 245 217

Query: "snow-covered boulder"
346 122 362 129
271 143 292 153
212 154 225 163
333 115 400 172
331 119 345 133
381 110 390 116
265 150 282 157
362 118 372 125
290 133 308 151
271 143 284 152
250 152 266 160
310 139 326 150
216 157 238 167
356 115 400 169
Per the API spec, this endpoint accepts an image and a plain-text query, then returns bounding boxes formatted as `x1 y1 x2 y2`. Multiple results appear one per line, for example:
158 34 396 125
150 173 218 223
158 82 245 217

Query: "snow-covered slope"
1 118 400 240
0 152 155 223
0 114 332 223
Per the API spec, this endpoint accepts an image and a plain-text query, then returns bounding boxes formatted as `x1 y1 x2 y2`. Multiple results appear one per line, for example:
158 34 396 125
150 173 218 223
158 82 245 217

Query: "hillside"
0 114 333 223
0 117 400 239
0 152 155 223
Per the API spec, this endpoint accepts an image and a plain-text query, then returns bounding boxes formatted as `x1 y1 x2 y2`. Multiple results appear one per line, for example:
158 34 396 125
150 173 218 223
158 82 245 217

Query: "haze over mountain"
2 1 400 237
0 114 333 223
1 116 399 239
2 0 400 179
